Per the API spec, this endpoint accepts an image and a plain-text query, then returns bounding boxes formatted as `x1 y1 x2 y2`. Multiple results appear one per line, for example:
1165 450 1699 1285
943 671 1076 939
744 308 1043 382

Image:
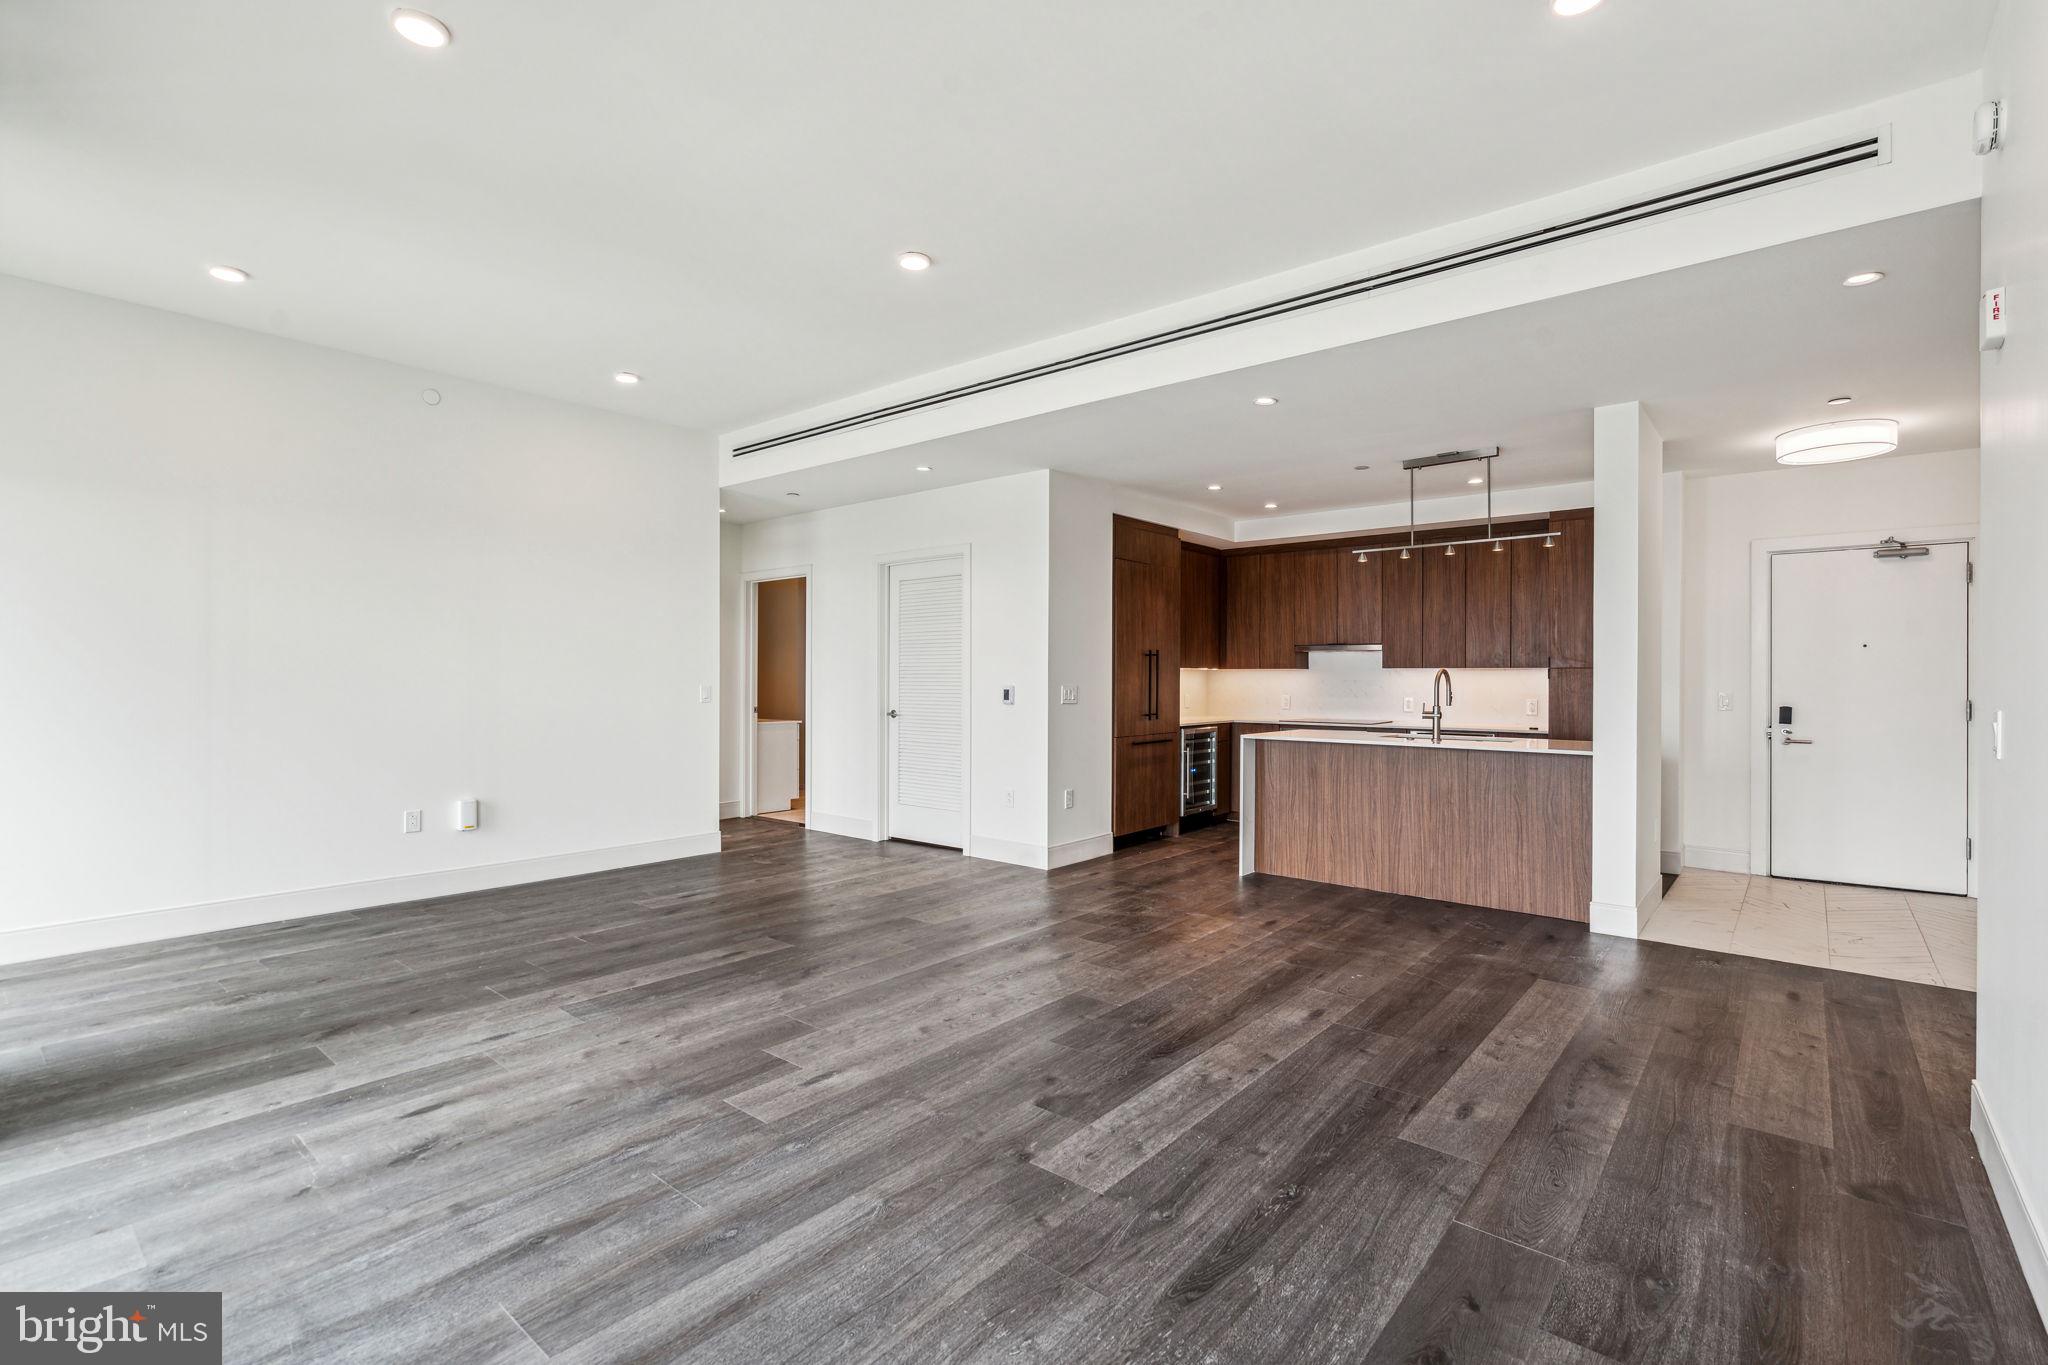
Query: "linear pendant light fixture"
1774 417 1899 465
1352 448 1554 560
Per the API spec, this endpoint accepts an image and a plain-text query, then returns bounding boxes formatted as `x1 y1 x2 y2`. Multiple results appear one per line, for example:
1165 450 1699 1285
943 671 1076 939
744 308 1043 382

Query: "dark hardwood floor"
2 819 2042 1363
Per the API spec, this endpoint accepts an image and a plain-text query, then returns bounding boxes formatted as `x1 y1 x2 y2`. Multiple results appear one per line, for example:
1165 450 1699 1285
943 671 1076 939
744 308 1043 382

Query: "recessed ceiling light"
1253 396 1278 407
1263 502 1279 509
914 465 932 472
785 491 801 498
1467 476 1484 485
1826 395 1854 405
1552 0 1604 14
207 265 249 284
391 9 452 48
613 371 640 385
1842 270 1886 287
1207 484 1222 491
1775 418 1899 465
719 507 726 514
898 251 933 271
1353 464 1371 471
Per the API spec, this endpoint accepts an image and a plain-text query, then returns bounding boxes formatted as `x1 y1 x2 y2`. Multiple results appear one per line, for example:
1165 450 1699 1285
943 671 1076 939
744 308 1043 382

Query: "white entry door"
1769 541 1969 893
885 557 966 849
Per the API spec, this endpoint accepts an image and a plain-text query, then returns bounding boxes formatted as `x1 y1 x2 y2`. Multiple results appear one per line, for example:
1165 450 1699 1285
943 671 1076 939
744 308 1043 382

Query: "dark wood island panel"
1252 740 1591 921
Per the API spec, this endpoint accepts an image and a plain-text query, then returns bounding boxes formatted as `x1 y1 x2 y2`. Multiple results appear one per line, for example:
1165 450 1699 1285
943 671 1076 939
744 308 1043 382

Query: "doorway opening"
752 575 807 826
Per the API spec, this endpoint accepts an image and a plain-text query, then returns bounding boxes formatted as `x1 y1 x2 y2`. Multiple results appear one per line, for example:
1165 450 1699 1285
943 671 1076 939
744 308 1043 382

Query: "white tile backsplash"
1182 650 1548 732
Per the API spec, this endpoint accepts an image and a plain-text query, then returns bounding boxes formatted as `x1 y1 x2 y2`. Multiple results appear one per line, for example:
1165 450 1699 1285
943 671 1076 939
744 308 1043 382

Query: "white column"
1660 470 1686 877
1589 402 1664 936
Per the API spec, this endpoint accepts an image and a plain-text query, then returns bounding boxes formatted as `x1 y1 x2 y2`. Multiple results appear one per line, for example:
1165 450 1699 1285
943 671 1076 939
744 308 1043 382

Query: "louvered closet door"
886 558 967 849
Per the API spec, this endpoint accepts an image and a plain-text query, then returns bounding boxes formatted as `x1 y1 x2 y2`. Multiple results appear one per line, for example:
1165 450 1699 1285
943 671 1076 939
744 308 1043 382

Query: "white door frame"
741 565 812 821
876 546 971 854
1746 522 1977 890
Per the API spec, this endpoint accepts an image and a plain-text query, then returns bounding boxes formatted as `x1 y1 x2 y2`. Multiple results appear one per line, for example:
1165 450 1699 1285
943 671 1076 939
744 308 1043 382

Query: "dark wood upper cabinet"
1380 549 1425 668
1112 517 1180 740
1548 513 1593 669
1281 550 1338 652
1420 548 1467 670
1509 534 1554 669
1336 549 1381 646
1179 545 1225 669
1464 540 1512 668
1225 553 1294 669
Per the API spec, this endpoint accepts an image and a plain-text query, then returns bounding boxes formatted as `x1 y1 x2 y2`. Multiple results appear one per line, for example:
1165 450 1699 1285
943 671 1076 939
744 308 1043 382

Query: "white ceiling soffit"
1 2 1993 435
717 200 1980 526
723 74 1983 484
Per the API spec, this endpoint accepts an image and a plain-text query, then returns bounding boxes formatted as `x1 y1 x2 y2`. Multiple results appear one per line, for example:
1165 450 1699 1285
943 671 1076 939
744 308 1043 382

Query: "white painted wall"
1184 656 1549 733
736 471 1053 864
0 276 722 963
1047 473 1115 862
1589 403 1663 936
1974 0 2048 1316
718 521 746 818
1677 450 1979 871
1660 472 1687 872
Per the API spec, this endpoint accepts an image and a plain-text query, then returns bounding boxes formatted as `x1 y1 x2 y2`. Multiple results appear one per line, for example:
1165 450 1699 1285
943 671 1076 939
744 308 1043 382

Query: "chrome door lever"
1780 733 1814 745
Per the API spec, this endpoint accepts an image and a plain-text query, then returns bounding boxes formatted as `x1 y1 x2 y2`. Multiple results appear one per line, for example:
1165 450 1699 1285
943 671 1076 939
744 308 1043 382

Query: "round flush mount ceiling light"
897 251 933 271
1207 483 1222 491
391 9 452 48
1252 396 1278 407
1775 417 1899 465
1263 501 1279 509
914 465 933 472
1466 475 1484 485
207 265 249 284
1552 0 1604 14
1842 270 1886 287
613 371 640 385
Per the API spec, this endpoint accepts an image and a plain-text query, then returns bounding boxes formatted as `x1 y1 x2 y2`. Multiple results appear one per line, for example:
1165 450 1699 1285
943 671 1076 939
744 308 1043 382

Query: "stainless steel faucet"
1422 668 1454 743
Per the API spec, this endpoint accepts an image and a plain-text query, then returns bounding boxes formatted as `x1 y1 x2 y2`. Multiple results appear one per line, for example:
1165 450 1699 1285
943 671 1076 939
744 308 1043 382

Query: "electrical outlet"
402 809 423 834
1063 788 1075 810
1280 693 1292 710
1717 692 1733 712
1403 696 1416 713
1003 789 1014 808
1525 699 1538 716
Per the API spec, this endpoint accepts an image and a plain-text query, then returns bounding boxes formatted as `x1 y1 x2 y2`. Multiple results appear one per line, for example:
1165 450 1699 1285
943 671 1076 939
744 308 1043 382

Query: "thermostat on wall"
456 798 479 831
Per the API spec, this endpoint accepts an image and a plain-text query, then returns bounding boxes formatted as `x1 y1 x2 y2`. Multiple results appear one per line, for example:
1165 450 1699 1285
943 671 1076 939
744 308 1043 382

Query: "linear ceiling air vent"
734 132 1886 458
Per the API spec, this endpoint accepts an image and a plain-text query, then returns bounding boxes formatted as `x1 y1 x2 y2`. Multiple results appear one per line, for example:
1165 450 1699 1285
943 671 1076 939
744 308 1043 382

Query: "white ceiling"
718 201 1981 523
0 0 1993 434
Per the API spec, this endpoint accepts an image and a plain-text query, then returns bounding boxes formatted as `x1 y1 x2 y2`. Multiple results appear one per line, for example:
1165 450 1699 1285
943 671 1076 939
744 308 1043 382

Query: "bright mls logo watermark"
4 1294 220 1362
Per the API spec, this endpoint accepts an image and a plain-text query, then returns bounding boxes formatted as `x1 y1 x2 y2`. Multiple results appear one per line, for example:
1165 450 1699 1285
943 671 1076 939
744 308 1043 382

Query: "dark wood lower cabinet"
1252 740 1591 921
1548 666 1592 741
1113 734 1180 836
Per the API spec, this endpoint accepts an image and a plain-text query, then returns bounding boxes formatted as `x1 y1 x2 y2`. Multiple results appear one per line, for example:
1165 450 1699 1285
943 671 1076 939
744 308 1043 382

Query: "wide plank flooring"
2 819 2042 1363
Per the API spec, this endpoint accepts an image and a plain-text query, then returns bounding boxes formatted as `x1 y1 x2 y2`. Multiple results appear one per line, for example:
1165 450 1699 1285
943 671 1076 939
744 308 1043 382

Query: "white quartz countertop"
1244 727 1592 757
1182 715 1545 736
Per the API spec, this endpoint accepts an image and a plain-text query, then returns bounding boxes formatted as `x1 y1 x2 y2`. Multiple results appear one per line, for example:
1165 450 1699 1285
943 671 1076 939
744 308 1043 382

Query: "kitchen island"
1238 728 1593 922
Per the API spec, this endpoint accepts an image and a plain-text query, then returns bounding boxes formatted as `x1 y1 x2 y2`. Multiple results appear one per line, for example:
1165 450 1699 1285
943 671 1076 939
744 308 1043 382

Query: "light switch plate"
697 684 712 703
1717 692 1733 712
1525 699 1538 716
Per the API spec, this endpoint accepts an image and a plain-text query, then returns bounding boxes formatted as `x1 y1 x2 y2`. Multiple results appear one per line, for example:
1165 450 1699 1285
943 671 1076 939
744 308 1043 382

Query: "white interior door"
885 558 966 849
1769 541 1969 893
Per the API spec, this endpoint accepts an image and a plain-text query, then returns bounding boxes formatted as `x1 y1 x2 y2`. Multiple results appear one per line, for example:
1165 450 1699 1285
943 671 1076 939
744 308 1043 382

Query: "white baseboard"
1683 844 1750 874
1047 834 1114 870
1661 849 1682 875
1589 883 1661 940
970 835 1052 870
804 811 879 842
719 800 742 819
1974 1081 2048 1323
0 833 723 967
